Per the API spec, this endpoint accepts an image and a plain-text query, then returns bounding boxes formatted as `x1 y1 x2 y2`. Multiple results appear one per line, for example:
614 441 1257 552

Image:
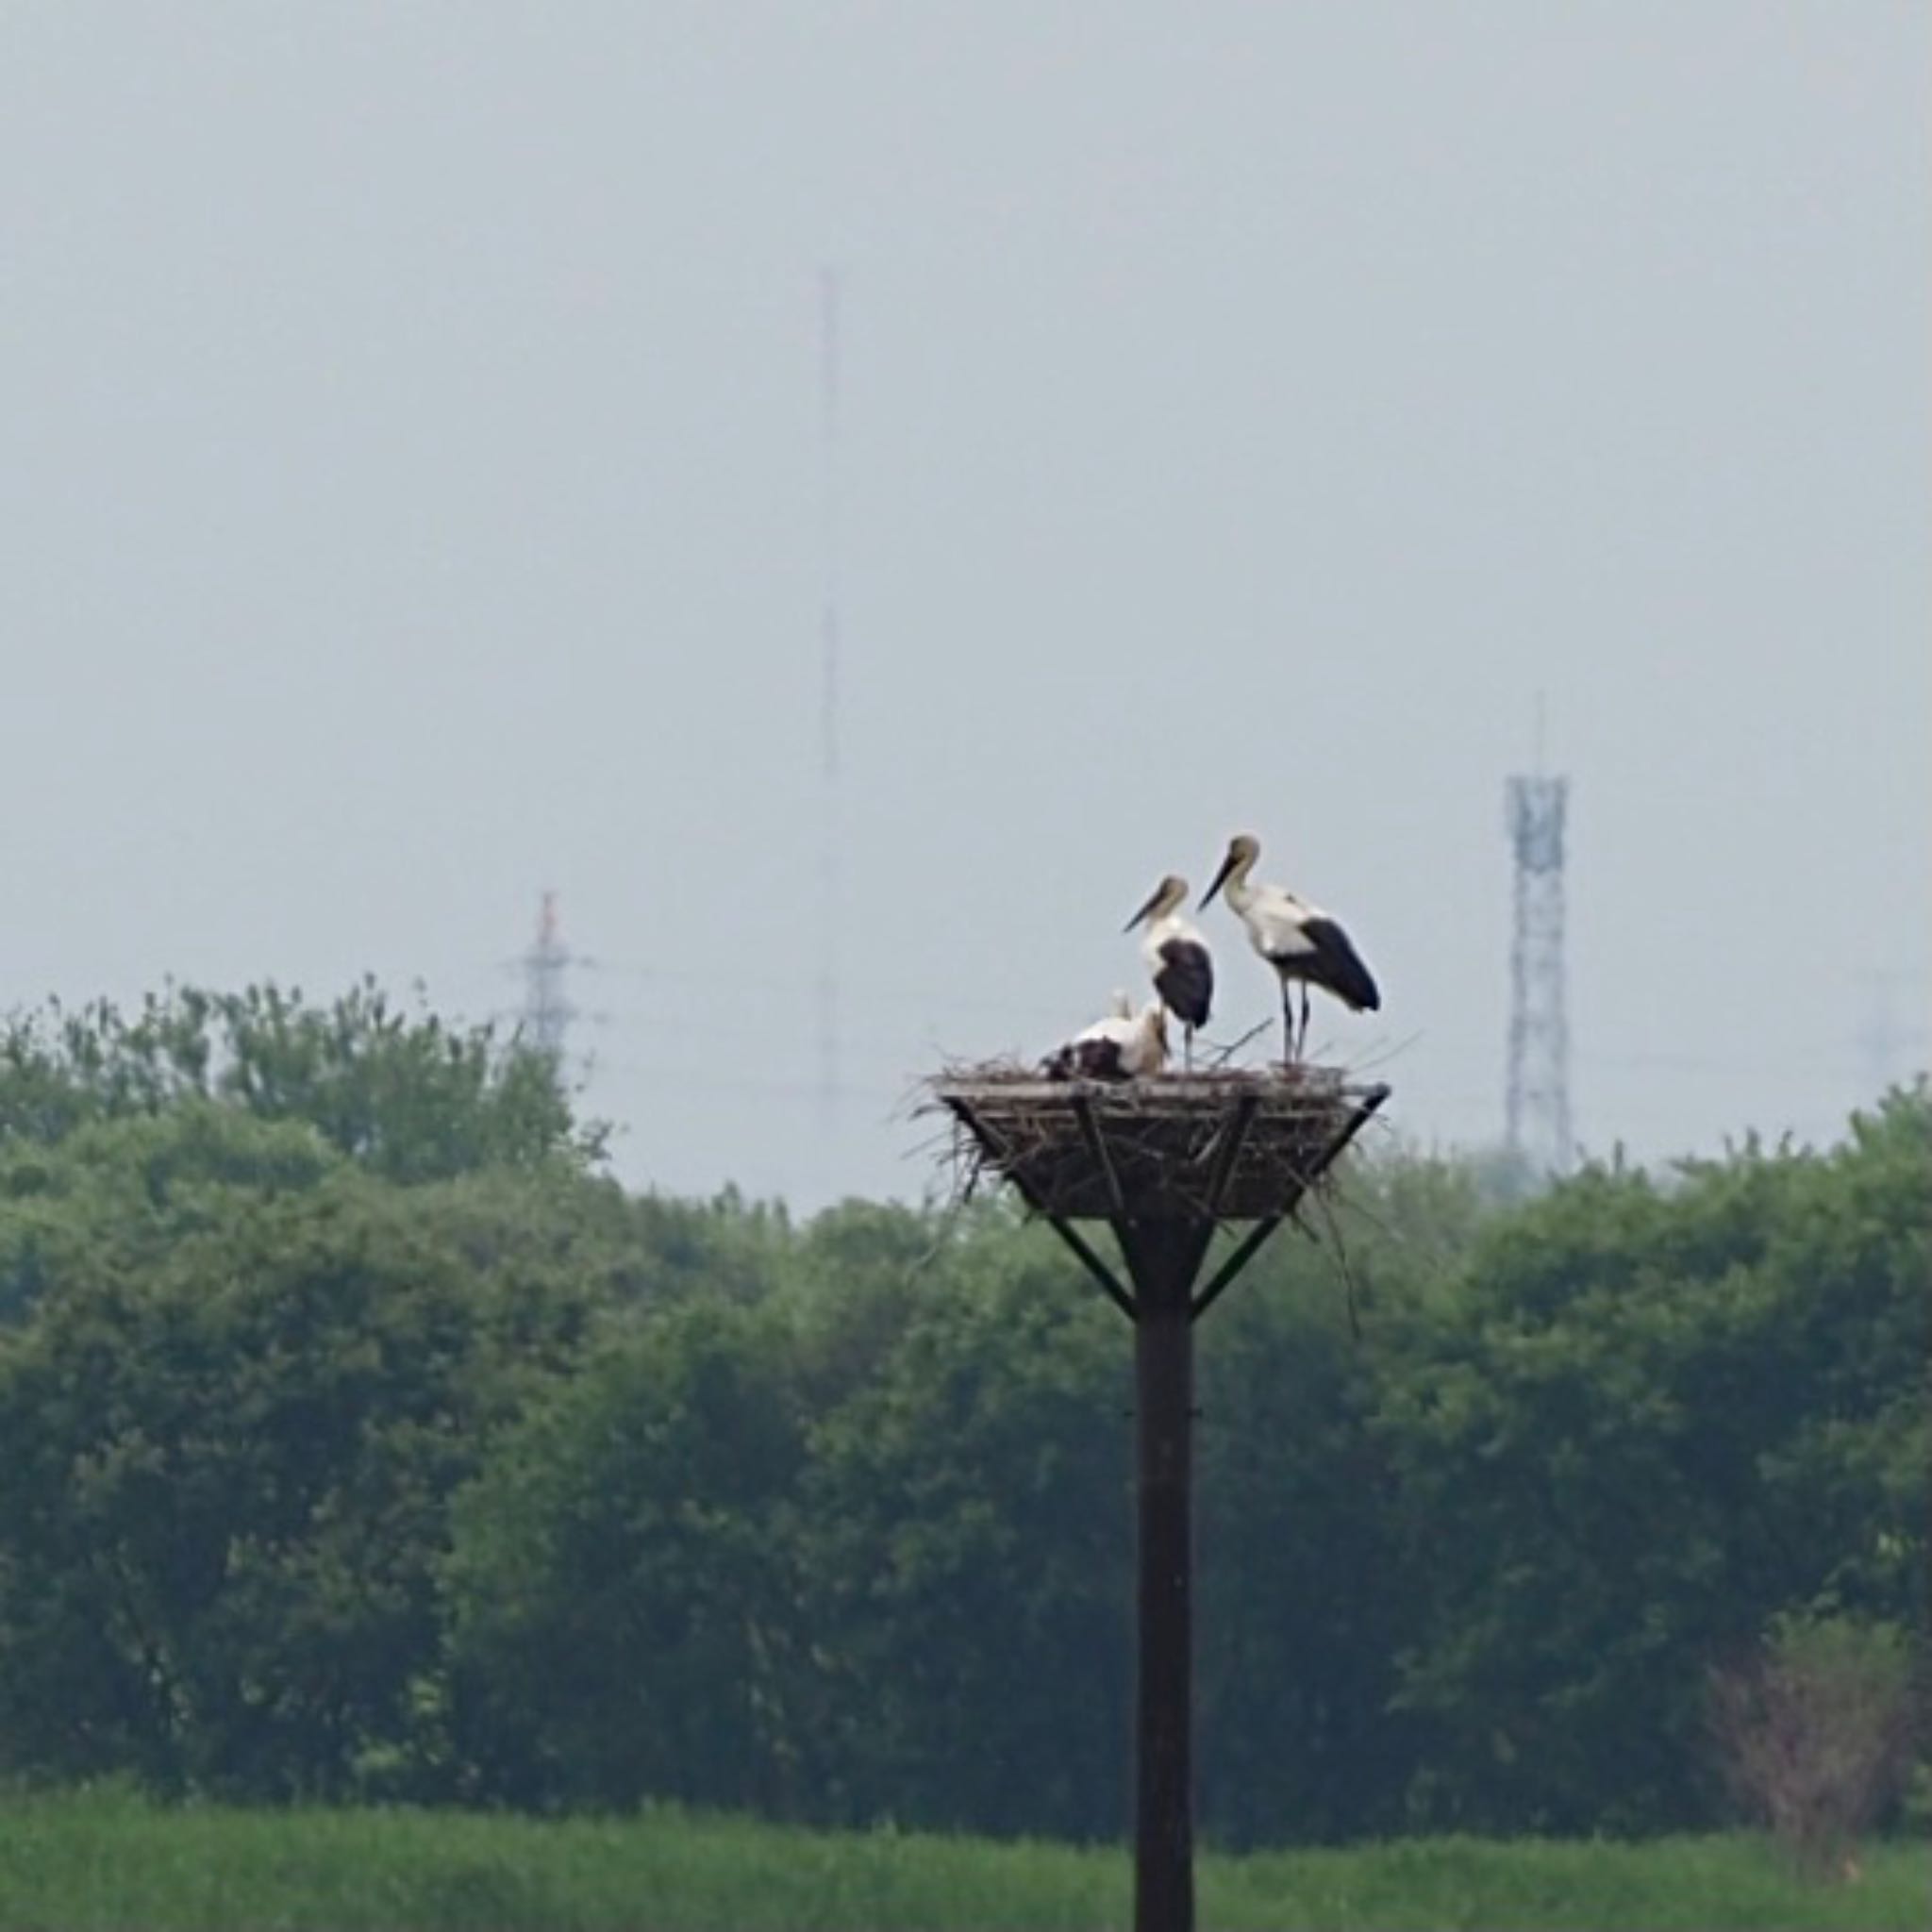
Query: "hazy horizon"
3 3 1925 1208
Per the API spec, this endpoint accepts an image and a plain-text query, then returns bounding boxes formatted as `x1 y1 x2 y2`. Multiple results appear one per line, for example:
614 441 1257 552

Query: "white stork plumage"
1041 991 1170 1082
1199 833 1381 1062
1124 874 1214 1069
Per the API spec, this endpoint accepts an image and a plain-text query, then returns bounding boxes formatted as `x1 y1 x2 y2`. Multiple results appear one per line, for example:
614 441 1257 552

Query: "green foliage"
0 1103 341 1324
0 980 596 1184
0 988 638 1797
444 1201 1131 1834
445 1293 816 1813
0 978 1924 1850
796 1220 1130 1839
1380 1090 1929 1835
1194 1148 1489 1846
0 1791 1925 1931
0 1171 592 1796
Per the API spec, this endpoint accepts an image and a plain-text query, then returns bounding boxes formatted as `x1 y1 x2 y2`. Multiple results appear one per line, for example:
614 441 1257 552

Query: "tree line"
0 983 1922 1842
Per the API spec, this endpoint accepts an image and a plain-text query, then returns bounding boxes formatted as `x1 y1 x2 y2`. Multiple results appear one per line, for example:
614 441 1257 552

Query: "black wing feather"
1154 938 1213 1029
1289 917 1380 1012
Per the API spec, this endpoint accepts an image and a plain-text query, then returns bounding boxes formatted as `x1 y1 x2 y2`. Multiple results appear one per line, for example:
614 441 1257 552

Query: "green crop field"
0 1790 1921 1930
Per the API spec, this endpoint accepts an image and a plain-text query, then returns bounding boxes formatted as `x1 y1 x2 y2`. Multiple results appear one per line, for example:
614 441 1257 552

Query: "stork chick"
1041 994 1170 1082
1200 834 1380 1062
1124 874 1214 1070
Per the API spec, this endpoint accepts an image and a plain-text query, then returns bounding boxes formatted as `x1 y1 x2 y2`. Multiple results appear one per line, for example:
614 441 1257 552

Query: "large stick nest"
928 1064 1389 1223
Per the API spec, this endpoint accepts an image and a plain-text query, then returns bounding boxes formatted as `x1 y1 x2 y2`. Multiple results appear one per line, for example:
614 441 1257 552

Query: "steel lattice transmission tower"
520 889 576 1062
1505 774 1574 1174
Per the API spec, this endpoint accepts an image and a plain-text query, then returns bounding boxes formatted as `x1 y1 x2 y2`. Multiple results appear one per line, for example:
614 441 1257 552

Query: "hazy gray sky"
4 4 1925 1207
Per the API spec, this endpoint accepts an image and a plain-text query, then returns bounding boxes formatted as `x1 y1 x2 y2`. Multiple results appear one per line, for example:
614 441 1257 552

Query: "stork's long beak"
1199 852 1237 909
1123 886 1162 932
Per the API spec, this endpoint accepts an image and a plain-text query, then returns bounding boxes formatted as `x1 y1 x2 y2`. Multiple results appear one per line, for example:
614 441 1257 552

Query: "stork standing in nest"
1201 834 1380 1063
1124 874 1214 1070
1041 991 1170 1082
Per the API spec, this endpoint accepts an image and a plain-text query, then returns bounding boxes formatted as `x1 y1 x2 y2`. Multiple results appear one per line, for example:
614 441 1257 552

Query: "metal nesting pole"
936 1074 1389 1932
1120 1219 1211 1932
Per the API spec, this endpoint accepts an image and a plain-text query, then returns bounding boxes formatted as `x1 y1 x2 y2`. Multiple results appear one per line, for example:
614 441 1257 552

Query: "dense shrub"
0 985 1923 1840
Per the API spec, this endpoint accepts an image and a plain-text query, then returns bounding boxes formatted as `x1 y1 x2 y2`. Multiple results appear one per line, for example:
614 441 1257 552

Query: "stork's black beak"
1199 853 1236 909
1123 887 1161 933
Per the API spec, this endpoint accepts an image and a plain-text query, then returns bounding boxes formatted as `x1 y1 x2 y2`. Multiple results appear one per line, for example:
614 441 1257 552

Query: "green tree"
1 980 1918 1850
444 1293 816 1812
1380 1091 1929 1834
0 980 595 1182
798 1217 1132 1840
0 1155 615 1796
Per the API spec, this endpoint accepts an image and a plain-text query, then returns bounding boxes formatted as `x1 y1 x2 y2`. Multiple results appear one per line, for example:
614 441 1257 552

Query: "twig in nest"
1286 1177 1367 1340
1306 1179 1367 1341
1341 1029 1424 1077
924 1060 1385 1224
1310 1170 1403 1246
1202 1018 1272 1070
902 1178 984 1274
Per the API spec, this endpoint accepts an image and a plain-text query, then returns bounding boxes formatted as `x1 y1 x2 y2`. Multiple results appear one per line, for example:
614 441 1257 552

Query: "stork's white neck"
1220 851 1258 912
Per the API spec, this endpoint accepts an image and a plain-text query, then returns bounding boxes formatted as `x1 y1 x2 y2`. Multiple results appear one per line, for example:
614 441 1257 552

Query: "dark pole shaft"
1134 1259 1194 1932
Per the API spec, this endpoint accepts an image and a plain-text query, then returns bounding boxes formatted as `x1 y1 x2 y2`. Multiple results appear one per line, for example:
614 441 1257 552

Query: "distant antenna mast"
1505 701 1574 1172
522 889 576 1061
816 265 843 1117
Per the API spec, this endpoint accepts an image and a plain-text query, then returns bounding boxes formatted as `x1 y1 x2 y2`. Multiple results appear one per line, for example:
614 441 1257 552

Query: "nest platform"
933 1065 1389 1225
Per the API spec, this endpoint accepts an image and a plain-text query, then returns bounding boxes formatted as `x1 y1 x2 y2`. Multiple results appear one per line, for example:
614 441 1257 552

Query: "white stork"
1124 874 1214 1069
1041 992 1170 1082
1199 834 1380 1062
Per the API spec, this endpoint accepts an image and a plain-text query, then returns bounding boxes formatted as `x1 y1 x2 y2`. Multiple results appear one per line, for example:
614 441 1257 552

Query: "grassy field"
0 1788 1922 1930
